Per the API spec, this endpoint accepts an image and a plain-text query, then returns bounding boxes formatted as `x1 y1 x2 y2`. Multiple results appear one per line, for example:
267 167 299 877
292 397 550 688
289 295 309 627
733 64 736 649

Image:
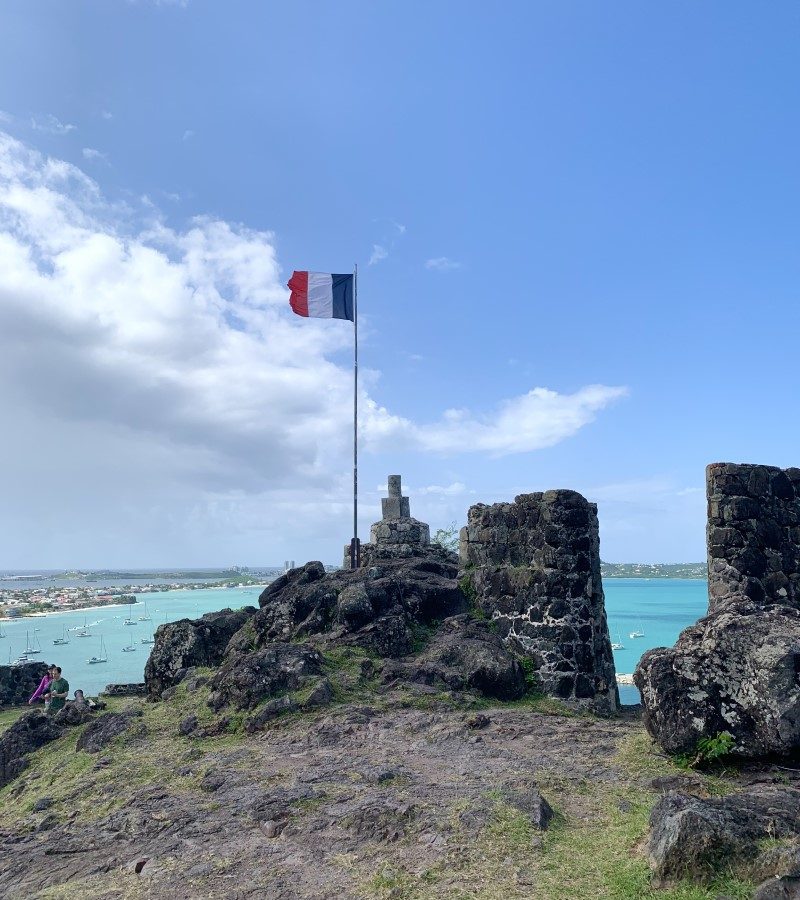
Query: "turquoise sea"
1 579 710 705
0 586 264 697
605 578 708 704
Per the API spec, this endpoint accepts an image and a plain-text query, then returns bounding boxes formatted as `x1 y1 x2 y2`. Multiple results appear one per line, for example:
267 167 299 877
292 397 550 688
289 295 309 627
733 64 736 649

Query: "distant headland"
600 562 706 578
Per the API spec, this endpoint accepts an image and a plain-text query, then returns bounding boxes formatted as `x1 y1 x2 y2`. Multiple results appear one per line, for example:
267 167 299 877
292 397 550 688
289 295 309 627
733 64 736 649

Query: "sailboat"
87 636 108 664
53 626 70 646
140 631 155 645
137 600 151 622
629 622 645 639
75 615 91 637
122 632 137 653
611 631 625 651
0 621 7 638
123 604 137 626
24 630 42 655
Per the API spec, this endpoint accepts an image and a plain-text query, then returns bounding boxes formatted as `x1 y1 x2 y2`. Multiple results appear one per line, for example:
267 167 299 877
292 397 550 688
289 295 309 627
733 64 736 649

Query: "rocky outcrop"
707 462 800 612
459 491 618 714
648 786 800 884
208 644 323 711
381 615 527 701
0 711 62 788
144 607 256 699
636 462 800 759
0 662 49 707
102 683 147 697
244 556 467 659
76 711 138 754
53 701 95 728
634 602 800 757
753 874 800 899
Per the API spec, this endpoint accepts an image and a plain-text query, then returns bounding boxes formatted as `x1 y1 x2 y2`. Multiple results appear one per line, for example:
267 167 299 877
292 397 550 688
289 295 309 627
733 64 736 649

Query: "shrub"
431 522 459 552
676 731 735 769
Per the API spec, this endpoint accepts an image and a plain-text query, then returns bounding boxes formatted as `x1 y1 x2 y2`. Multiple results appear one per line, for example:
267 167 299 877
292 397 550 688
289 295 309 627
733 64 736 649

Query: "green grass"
358 729 754 900
0 706 27 734
2 669 757 900
457 573 477 604
322 645 373 673
531 785 752 900
409 622 437 653
0 672 239 827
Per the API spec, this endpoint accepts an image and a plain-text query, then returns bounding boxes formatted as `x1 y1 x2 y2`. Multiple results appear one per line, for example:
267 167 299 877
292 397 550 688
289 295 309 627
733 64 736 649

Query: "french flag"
288 271 354 322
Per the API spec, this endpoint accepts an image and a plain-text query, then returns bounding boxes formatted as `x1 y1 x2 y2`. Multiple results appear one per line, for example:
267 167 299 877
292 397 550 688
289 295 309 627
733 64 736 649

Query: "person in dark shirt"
47 667 69 714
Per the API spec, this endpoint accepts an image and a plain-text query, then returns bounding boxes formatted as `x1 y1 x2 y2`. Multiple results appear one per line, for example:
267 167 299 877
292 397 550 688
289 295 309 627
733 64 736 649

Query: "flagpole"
351 263 360 569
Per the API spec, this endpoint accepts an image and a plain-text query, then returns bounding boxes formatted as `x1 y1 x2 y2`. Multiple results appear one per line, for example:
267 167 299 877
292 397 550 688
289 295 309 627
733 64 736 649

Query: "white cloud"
416 482 469 496
0 110 13 125
425 256 460 272
82 148 109 164
31 114 76 135
101 111 114 121
182 129 195 141
385 385 628 456
368 243 387 266
0 130 627 563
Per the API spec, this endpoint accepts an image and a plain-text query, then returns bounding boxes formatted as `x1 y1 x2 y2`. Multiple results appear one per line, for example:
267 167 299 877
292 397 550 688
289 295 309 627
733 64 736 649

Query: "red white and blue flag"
288 271 355 322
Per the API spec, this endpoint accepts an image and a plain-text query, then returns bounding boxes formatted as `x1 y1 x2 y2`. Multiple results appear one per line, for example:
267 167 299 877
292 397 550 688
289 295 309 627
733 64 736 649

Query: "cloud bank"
0 131 626 563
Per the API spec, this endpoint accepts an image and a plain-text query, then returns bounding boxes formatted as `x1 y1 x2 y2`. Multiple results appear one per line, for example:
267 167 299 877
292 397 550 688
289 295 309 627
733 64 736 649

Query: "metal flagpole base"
349 538 361 570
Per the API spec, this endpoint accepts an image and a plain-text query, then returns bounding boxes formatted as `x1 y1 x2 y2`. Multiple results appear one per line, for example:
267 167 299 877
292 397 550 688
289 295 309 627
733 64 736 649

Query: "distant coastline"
0 584 267 623
0 569 278 620
600 562 706 579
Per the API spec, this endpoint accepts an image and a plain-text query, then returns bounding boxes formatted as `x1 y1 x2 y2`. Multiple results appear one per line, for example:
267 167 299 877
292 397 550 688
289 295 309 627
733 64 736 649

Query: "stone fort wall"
707 462 800 613
459 490 618 714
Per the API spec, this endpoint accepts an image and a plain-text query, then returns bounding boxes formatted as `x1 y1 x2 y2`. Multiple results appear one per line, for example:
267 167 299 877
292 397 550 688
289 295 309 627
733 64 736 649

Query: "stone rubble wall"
343 519 432 568
0 662 49 708
459 490 618 715
369 517 431 548
707 462 800 613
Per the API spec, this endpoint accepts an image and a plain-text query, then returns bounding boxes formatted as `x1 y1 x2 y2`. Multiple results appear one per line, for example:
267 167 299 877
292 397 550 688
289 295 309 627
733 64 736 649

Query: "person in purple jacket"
28 664 56 705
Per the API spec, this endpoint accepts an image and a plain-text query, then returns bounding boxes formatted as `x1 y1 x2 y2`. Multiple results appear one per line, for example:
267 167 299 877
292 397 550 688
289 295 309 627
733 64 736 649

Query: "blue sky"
1 1 799 567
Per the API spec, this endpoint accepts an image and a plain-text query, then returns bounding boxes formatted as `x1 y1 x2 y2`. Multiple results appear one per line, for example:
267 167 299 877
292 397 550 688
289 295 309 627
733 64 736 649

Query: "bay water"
606 578 708 704
1 586 264 697
1 579 709 705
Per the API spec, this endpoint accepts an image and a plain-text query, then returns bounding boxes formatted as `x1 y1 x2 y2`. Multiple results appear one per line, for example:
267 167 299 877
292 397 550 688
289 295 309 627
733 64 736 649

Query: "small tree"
431 521 459 552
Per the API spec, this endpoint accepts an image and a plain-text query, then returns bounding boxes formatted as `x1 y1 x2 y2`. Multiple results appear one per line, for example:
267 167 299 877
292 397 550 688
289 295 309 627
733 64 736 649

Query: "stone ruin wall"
459 490 618 714
707 462 800 613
